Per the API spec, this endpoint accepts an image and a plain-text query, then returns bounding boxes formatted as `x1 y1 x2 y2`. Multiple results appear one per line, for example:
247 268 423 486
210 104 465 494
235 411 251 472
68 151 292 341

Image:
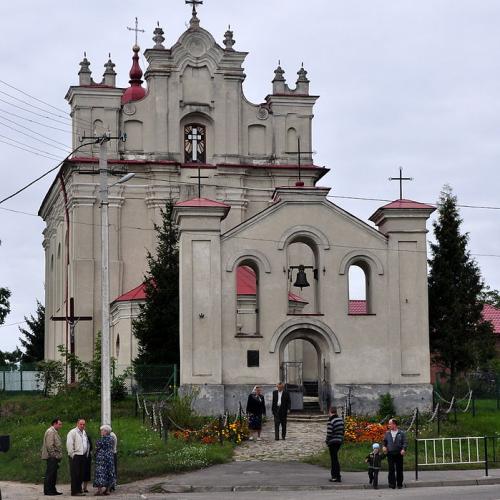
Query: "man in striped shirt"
325 407 344 482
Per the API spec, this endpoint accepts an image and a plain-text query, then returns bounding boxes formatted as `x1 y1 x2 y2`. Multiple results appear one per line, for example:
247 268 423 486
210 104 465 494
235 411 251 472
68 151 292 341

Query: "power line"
0 132 62 158
0 97 74 126
0 117 71 153
0 108 71 133
0 137 62 160
0 320 27 329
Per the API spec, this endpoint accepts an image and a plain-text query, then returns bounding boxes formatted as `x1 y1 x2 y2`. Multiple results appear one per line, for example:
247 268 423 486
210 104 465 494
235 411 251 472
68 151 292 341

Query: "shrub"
378 393 395 419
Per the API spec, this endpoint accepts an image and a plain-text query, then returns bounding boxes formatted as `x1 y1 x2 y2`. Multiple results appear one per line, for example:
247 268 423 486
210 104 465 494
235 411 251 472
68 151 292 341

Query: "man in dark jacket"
325 407 344 482
383 418 408 489
271 382 291 440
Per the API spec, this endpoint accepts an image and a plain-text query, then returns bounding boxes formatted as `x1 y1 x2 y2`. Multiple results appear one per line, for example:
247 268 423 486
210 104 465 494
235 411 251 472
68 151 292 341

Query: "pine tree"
133 200 179 367
428 186 496 390
19 300 45 364
0 287 10 326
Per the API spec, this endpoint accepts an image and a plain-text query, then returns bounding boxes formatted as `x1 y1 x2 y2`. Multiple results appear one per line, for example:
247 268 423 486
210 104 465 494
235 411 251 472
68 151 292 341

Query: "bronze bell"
293 264 310 290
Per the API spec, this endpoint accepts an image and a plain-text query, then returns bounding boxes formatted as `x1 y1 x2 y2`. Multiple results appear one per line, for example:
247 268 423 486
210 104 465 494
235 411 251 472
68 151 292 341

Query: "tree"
0 286 10 326
19 300 45 364
133 200 179 368
479 286 500 308
428 186 496 391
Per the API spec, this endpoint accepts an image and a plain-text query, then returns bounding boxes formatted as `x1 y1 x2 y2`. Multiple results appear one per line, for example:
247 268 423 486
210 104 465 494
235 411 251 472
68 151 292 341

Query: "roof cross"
389 167 413 200
190 168 209 198
185 0 203 17
285 137 316 186
127 17 145 46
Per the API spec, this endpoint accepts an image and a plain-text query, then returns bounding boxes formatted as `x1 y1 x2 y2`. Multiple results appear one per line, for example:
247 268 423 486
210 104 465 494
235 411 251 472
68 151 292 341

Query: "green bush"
378 393 395 419
165 388 206 430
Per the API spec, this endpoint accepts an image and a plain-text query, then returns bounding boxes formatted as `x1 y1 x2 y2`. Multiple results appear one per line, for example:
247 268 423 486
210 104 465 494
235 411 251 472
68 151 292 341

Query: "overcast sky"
1 0 499 351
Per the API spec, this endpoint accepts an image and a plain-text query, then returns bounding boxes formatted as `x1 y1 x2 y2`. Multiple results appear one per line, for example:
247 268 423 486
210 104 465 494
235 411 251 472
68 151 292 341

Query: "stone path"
233 418 327 461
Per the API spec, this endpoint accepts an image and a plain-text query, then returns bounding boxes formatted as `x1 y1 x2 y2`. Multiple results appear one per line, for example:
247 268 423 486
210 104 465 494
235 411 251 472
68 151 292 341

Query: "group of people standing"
41 418 118 496
246 386 408 490
246 382 291 441
326 407 408 489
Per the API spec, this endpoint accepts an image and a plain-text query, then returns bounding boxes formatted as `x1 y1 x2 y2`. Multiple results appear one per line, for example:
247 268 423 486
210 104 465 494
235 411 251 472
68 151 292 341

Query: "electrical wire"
0 137 62 160
0 108 71 133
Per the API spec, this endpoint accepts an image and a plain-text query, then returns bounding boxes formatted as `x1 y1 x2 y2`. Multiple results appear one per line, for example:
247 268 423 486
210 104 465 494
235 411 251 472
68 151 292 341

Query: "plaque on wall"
123 103 136 116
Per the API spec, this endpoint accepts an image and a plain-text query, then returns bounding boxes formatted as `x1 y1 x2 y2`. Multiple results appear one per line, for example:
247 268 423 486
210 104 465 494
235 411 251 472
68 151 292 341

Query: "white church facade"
39 5 434 414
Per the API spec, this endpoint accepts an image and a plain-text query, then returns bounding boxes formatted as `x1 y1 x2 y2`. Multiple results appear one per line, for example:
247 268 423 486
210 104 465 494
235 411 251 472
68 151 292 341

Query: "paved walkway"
233 418 326 461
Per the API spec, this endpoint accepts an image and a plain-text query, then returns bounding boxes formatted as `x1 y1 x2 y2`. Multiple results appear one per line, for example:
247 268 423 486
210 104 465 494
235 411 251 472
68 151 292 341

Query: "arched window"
115 334 121 359
235 263 260 336
348 261 372 314
184 124 206 163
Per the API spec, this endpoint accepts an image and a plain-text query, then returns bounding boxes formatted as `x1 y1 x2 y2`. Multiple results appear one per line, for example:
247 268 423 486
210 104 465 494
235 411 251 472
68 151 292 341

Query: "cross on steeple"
185 0 203 17
285 137 315 186
127 17 145 46
389 166 413 199
190 168 209 198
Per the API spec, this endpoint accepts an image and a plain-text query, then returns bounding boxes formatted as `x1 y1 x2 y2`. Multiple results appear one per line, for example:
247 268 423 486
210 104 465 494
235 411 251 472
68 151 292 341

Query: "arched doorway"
270 319 341 413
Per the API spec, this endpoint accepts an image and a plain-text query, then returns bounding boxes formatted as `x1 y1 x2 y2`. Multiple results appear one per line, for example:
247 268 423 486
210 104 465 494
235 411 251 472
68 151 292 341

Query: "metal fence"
0 368 40 391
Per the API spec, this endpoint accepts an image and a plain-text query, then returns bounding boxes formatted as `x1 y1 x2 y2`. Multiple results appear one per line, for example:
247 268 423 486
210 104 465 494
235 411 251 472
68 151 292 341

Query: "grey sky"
1 0 499 351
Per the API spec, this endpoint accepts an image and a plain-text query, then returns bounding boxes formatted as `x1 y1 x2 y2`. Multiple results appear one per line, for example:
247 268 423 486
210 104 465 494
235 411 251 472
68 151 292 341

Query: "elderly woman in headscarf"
93 425 115 496
246 385 266 441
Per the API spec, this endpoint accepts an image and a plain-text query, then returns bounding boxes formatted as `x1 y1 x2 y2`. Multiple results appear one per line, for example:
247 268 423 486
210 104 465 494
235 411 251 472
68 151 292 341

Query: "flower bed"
344 416 386 443
173 416 249 445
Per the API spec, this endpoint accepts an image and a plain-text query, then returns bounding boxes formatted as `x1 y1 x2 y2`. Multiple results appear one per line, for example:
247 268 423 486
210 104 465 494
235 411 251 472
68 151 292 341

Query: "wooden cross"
285 137 315 185
389 166 413 199
186 0 203 17
127 17 145 46
51 297 92 383
190 168 209 198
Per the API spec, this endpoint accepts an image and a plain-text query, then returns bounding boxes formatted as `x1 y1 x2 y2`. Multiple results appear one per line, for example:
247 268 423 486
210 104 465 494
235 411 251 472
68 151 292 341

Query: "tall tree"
19 300 45 364
133 200 179 366
479 286 500 308
428 186 496 390
0 287 10 326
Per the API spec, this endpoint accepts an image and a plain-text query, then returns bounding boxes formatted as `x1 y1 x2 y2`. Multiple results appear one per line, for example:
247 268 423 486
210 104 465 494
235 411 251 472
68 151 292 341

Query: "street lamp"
99 134 135 426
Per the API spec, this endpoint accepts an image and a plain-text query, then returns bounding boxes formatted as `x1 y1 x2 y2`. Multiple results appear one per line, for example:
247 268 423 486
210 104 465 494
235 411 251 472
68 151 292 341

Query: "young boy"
365 443 385 489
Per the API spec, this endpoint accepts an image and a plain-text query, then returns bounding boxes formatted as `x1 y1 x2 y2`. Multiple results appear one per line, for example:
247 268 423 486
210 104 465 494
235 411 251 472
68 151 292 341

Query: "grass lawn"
0 392 233 484
304 399 500 472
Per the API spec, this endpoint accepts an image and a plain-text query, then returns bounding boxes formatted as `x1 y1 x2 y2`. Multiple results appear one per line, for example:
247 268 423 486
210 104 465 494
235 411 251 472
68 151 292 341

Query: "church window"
348 261 372 314
115 334 120 359
247 350 259 367
184 124 206 163
236 263 260 336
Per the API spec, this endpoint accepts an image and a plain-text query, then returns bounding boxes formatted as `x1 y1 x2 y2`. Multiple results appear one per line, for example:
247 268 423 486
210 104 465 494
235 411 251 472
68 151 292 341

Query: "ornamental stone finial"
78 52 92 85
153 22 165 49
297 63 309 83
272 61 286 94
103 54 116 87
223 25 235 51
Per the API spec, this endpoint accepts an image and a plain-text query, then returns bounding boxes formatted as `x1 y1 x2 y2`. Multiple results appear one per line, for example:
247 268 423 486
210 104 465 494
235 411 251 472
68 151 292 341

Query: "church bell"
293 265 310 290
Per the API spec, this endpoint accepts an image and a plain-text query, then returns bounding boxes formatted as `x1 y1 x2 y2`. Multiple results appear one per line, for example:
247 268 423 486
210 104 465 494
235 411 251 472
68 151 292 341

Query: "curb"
157 476 500 493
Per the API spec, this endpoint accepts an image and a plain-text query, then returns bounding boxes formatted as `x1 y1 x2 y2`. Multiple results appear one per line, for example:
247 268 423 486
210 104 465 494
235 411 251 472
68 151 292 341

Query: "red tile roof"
175 197 230 208
381 199 435 210
348 299 368 314
113 282 147 303
483 304 500 335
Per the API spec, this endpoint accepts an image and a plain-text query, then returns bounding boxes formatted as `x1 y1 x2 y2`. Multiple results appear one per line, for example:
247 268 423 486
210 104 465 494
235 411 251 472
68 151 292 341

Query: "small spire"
153 22 165 49
223 25 235 51
78 52 92 85
296 63 309 83
186 0 203 27
273 61 285 82
103 53 116 87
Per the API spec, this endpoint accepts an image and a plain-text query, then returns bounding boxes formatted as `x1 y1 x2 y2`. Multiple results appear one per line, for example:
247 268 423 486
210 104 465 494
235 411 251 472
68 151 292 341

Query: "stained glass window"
184 124 206 163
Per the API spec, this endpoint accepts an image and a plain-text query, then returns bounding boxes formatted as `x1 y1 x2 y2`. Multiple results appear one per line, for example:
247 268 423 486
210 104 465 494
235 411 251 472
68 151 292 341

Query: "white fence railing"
415 436 488 480
0 370 40 391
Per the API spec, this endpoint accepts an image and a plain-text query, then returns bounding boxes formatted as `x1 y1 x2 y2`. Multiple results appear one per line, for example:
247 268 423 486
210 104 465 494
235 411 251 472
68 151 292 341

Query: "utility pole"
81 131 128 427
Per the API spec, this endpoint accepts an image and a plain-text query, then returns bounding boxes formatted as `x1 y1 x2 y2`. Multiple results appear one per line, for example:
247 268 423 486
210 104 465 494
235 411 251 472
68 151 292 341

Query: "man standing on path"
272 382 291 440
66 418 88 496
41 417 63 496
383 418 408 489
325 407 344 483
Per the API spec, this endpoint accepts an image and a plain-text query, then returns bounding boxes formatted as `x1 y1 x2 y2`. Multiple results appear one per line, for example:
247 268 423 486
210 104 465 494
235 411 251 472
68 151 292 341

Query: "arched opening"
184 123 206 163
286 127 297 153
115 334 121 359
235 261 260 336
286 238 319 314
348 260 371 314
277 326 334 412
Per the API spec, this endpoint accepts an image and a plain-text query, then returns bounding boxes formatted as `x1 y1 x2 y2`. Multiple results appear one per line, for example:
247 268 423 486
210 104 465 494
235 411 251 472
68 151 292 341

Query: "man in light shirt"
66 418 88 496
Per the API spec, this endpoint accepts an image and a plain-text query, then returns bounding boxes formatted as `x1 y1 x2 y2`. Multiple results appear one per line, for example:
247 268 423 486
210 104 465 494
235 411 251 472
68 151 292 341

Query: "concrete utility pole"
82 131 130 427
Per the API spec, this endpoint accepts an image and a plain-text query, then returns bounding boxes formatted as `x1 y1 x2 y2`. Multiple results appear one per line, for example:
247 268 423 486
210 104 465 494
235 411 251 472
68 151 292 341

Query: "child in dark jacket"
365 443 386 489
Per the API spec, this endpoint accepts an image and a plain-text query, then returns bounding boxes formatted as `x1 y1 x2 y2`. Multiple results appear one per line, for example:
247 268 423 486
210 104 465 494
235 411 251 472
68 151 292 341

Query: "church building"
39 3 435 414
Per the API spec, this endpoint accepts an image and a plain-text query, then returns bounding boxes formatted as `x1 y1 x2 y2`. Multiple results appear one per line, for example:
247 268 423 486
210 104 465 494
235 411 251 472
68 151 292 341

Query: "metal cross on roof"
389 166 413 200
190 168 209 198
127 17 145 46
185 0 203 17
285 137 316 185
